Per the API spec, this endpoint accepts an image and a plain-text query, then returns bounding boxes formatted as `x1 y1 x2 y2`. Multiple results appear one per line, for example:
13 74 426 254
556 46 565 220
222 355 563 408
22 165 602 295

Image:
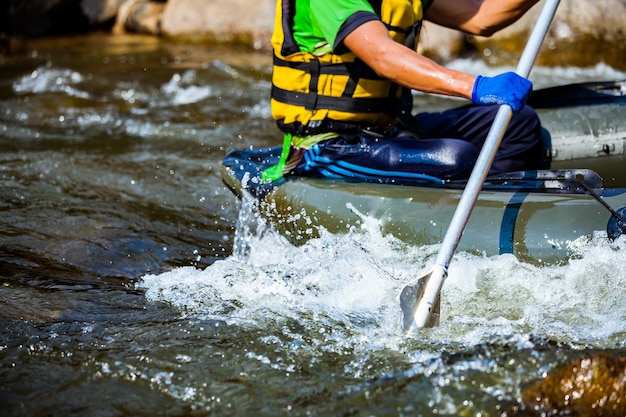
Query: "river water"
1 34 625 416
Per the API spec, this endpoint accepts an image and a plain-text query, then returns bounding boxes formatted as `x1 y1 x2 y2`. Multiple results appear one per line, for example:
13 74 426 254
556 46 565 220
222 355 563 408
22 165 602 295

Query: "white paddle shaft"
412 0 561 330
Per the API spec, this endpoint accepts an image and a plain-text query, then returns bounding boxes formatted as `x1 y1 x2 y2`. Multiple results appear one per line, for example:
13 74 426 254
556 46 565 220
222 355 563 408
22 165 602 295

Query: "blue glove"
471 72 533 113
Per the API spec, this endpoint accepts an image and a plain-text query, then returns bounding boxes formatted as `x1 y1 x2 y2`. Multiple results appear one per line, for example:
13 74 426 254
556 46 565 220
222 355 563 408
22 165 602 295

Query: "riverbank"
1 0 626 69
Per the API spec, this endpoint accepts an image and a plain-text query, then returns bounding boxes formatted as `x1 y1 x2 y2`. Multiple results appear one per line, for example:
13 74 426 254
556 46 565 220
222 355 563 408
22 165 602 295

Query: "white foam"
138 200 626 353
160 71 212 105
12 65 90 98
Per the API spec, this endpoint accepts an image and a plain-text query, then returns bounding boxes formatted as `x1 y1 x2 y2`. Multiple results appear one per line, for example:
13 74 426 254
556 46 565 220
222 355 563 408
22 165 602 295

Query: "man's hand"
471 72 533 112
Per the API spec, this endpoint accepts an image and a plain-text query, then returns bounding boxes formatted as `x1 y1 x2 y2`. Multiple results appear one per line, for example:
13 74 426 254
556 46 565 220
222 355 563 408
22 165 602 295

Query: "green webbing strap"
261 133 292 182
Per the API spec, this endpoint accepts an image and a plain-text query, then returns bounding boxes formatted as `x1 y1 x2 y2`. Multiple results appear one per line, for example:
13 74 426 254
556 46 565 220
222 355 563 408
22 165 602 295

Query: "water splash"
437 233 626 348
138 199 626 352
12 65 90 98
160 71 212 105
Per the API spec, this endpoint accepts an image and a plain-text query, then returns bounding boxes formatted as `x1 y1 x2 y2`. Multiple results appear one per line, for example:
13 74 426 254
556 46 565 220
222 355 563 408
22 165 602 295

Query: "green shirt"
293 0 377 53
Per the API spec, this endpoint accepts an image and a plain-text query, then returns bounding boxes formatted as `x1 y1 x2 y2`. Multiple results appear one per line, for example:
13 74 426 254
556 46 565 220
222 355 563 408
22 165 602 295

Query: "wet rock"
160 0 274 50
521 353 626 416
1 0 136 36
80 0 125 24
1 0 84 36
113 0 165 35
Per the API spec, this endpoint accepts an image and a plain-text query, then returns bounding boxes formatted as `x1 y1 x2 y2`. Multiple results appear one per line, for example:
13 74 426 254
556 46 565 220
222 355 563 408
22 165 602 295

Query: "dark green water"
1 34 625 416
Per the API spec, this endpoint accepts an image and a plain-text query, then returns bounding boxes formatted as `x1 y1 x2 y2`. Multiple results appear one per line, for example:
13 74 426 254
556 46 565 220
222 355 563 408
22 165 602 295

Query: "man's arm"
425 0 540 37
343 20 476 99
343 18 534 111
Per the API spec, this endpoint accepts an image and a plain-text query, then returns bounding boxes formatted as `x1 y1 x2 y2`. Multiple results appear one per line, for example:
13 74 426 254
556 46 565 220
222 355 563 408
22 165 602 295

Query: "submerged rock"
520 353 626 416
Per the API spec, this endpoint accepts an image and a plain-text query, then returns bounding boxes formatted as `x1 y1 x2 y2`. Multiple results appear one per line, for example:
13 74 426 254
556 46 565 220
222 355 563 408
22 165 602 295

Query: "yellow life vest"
271 0 427 137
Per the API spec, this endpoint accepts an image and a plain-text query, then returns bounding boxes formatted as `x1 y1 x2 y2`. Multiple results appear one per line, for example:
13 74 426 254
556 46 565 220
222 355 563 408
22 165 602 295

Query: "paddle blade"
607 207 626 241
400 272 440 337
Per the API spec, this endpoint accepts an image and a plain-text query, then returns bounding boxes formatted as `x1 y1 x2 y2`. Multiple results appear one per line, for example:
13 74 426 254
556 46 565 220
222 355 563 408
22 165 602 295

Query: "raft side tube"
220 146 626 265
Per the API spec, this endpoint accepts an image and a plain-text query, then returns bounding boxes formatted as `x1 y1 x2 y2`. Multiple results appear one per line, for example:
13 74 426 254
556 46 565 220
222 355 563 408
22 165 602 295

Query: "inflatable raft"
221 81 626 265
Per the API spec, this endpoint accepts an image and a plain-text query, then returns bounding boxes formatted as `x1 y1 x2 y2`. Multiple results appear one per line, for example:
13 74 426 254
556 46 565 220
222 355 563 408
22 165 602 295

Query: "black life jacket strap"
271 85 396 113
273 55 382 79
273 54 395 112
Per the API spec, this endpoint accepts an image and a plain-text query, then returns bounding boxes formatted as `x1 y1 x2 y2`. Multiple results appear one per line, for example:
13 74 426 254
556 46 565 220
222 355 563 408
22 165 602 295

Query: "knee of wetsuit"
431 138 479 180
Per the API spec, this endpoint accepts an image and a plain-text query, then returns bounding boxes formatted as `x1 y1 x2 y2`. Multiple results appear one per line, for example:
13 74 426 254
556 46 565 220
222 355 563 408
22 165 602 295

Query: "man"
263 0 547 183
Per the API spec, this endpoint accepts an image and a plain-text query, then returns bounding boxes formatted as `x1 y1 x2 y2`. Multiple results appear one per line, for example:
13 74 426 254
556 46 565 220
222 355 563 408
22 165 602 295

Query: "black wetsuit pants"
292 105 547 181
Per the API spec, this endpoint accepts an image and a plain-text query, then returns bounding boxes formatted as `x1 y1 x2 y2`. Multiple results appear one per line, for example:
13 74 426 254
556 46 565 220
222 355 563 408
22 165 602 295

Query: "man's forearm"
344 20 475 99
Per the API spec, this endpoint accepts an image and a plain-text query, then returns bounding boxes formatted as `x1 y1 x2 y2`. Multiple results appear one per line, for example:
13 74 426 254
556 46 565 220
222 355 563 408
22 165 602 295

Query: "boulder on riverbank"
1 0 625 69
